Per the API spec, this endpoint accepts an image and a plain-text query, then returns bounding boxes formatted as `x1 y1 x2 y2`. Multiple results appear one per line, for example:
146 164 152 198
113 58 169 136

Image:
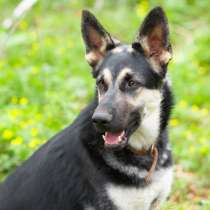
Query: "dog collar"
128 144 158 183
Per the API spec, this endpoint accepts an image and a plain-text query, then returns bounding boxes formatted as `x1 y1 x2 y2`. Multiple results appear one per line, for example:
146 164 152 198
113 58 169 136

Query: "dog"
0 6 174 210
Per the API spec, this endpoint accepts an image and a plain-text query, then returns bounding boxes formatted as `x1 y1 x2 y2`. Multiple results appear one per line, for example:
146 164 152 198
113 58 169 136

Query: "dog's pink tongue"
104 131 124 145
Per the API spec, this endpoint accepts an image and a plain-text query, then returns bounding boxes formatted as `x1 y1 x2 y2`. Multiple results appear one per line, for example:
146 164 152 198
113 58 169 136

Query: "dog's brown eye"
127 80 137 87
97 79 108 92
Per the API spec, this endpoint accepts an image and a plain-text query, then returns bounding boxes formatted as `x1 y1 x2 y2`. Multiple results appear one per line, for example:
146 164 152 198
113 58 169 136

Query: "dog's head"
81 7 172 150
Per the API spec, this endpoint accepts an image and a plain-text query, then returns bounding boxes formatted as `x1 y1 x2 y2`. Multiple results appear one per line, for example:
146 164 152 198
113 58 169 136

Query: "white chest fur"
106 167 173 210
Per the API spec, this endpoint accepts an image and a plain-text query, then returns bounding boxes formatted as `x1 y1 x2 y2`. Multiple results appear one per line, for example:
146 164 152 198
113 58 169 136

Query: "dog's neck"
81 98 172 183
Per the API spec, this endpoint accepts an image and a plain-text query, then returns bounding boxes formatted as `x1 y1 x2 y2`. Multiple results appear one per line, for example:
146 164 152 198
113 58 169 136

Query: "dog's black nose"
92 112 112 126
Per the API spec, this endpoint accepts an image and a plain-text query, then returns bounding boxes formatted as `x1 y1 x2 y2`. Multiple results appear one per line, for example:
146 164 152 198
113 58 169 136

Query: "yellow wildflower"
178 100 187 108
27 119 35 125
136 0 149 18
20 97 29 105
2 129 13 140
8 108 21 119
19 20 28 30
31 128 38 137
29 138 41 149
191 105 199 112
11 137 23 145
170 119 179 127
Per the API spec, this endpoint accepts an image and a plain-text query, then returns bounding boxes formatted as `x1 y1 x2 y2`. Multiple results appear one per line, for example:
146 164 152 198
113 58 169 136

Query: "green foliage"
0 0 209 209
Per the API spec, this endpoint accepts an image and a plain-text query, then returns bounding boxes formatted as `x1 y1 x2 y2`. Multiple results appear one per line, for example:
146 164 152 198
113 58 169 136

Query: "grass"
0 0 209 209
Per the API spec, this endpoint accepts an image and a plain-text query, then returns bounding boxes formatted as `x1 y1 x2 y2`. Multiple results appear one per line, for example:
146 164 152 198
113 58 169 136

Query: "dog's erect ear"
81 10 119 67
134 7 172 76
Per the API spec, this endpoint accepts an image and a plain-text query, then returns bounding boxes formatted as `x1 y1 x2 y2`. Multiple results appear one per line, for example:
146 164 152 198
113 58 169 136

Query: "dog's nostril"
92 113 112 125
94 118 107 125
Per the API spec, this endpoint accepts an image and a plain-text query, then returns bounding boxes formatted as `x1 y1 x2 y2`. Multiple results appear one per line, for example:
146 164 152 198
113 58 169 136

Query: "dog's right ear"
81 10 119 68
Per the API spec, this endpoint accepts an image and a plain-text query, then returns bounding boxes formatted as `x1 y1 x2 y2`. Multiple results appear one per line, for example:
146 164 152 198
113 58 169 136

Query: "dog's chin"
102 130 129 151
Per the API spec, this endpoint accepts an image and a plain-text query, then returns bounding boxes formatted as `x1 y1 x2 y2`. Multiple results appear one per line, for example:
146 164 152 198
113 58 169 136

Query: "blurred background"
0 0 209 209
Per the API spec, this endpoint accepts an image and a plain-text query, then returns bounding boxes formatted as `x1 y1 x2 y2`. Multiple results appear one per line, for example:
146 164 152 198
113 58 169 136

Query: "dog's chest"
106 167 173 210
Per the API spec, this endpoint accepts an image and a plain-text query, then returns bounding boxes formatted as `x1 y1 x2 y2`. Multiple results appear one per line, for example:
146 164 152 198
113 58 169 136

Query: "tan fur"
159 50 172 64
85 51 103 65
97 68 112 102
139 36 172 74
85 33 107 66
148 58 162 73
112 46 124 54
103 68 112 85
140 37 150 56
116 68 132 84
128 89 162 150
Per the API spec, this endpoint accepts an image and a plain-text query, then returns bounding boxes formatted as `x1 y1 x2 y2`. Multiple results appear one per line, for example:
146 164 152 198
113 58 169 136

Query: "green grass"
0 1 209 209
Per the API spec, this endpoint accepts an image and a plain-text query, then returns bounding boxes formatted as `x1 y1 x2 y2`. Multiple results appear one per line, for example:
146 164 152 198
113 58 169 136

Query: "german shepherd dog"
0 7 174 210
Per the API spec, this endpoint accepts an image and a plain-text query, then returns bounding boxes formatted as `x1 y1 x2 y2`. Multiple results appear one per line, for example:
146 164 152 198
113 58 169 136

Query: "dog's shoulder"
0 102 98 210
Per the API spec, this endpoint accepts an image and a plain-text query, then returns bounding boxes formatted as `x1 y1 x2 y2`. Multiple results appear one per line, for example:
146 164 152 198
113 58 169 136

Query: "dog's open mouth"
102 131 127 148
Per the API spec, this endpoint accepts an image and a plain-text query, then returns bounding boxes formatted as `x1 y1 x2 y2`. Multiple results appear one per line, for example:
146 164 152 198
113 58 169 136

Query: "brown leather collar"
128 144 158 183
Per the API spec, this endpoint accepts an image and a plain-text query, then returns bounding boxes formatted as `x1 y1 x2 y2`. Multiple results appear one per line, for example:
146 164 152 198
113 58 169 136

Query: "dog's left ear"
133 7 172 76
81 10 119 68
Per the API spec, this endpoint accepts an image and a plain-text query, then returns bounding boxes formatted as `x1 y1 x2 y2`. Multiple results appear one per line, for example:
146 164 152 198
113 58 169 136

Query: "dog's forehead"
98 45 149 79
97 45 162 89
111 45 134 54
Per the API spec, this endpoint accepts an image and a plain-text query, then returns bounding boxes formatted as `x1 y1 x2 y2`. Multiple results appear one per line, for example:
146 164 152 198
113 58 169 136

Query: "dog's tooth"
118 131 125 142
102 135 105 140
118 136 122 142
120 131 125 138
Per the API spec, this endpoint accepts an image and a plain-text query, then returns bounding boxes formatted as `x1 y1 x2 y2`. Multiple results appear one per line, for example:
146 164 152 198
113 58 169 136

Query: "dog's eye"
127 80 138 88
97 79 108 92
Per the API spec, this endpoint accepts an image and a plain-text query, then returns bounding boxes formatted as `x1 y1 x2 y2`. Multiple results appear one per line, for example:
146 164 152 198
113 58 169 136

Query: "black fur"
138 7 170 47
0 7 173 210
